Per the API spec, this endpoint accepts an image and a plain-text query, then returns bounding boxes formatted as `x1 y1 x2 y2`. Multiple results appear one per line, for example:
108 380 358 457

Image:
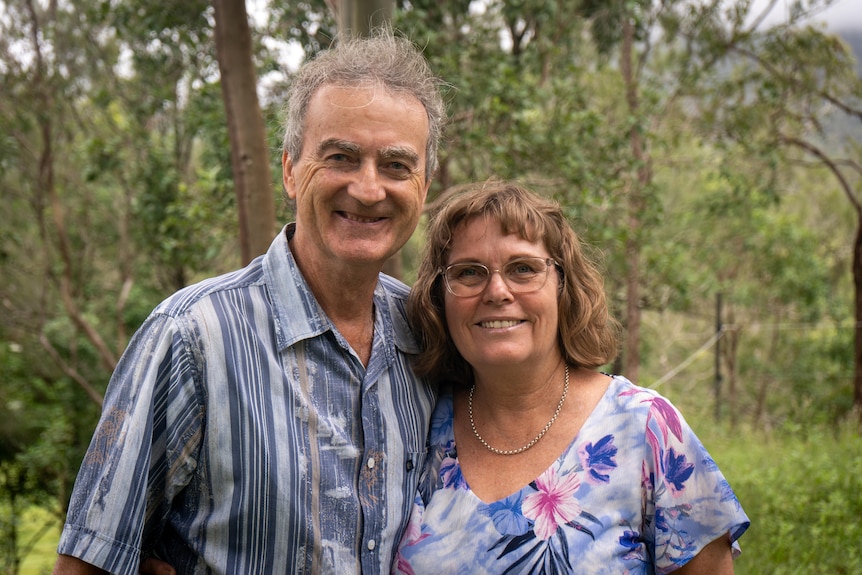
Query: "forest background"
1 0 861 573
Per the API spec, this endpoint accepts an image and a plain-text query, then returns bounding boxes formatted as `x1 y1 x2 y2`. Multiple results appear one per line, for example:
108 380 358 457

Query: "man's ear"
282 151 296 199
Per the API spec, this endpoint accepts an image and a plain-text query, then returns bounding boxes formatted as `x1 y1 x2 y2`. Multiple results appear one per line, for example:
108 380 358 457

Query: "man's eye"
384 160 414 177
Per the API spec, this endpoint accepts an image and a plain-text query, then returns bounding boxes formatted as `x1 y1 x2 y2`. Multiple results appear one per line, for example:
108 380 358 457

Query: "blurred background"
2 0 861 573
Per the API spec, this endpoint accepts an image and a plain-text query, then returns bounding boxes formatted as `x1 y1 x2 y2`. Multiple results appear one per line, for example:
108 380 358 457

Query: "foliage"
705 423 862 575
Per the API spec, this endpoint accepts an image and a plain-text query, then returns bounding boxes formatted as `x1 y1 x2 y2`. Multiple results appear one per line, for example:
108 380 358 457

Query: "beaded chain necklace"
468 364 569 456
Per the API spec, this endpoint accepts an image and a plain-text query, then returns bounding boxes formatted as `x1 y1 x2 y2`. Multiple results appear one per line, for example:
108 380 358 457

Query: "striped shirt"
58 224 437 575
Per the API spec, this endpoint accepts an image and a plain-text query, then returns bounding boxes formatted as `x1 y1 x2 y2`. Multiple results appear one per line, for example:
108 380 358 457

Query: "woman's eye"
511 263 534 275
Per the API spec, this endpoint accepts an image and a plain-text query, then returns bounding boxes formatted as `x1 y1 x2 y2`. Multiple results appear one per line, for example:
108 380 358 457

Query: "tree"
694 9 862 419
327 0 394 37
0 0 242 530
213 0 275 264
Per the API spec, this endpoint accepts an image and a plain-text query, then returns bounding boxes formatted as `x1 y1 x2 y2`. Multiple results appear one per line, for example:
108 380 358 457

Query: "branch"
780 133 862 214
731 43 862 123
39 333 104 407
747 0 780 32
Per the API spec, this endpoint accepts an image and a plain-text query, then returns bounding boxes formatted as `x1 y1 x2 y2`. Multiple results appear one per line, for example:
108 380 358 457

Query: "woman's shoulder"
604 375 680 412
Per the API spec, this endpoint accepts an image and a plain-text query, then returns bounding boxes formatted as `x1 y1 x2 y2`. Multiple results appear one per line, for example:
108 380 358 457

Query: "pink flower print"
400 495 430 547
522 465 582 540
650 397 684 444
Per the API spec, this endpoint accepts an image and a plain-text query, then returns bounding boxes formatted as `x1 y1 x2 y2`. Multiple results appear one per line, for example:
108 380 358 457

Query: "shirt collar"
262 223 419 356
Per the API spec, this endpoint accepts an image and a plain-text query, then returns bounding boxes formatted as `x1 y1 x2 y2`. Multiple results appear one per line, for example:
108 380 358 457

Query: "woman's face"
443 216 562 374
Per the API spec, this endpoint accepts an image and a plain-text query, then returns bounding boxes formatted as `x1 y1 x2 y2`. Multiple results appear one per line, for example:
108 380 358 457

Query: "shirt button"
367 457 375 469
367 539 376 550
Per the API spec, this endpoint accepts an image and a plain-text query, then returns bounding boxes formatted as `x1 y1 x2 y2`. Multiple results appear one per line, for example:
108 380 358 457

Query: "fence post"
715 292 722 422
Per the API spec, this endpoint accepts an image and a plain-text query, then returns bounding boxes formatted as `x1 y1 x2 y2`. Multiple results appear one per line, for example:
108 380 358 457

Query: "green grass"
18 506 59 575
703 423 862 575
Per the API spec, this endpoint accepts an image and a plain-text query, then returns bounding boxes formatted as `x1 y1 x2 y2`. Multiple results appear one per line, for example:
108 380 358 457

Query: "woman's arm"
674 533 734 575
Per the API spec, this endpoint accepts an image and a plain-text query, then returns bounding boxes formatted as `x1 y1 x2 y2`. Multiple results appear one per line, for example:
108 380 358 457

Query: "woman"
394 181 749 574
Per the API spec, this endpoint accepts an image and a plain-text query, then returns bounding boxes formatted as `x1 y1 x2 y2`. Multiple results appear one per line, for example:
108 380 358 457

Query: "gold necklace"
468 364 569 456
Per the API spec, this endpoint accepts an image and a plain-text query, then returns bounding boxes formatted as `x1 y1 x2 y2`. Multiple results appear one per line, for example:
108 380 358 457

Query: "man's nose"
348 162 386 205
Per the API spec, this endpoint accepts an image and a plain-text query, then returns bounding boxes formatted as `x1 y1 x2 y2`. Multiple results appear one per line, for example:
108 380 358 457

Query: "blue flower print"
479 492 530 536
619 529 646 563
664 448 694 495
440 455 468 490
655 508 670 533
702 454 719 472
429 395 454 446
578 434 618 484
715 479 741 509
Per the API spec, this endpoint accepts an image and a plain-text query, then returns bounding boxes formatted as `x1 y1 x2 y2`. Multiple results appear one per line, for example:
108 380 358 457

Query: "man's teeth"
480 320 519 329
344 213 380 223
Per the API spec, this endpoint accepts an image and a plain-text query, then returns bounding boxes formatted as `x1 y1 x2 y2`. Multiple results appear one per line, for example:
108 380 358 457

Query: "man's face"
283 84 431 273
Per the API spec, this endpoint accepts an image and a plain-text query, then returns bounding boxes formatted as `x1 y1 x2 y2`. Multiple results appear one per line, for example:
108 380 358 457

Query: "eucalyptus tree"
0 2 244 554
692 3 862 420
213 0 275 264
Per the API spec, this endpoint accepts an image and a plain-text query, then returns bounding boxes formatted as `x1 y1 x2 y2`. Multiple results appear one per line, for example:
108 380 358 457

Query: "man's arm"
138 558 176 575
53 555 177 575
674 533 735 575
52 555 108 575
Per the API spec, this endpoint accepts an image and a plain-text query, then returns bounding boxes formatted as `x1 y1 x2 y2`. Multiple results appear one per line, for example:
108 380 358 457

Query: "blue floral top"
393 376 749 575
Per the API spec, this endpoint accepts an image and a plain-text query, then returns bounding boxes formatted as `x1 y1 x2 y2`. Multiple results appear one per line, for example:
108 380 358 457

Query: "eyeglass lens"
444 257 552 296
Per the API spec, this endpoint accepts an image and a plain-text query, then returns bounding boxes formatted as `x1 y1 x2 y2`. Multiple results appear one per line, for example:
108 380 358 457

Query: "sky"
753 0 862 31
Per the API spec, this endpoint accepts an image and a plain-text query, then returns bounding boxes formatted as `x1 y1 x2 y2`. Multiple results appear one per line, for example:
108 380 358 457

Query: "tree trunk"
854 220 862 424
328 0 394 37
212 0 275 264
621 17 649 382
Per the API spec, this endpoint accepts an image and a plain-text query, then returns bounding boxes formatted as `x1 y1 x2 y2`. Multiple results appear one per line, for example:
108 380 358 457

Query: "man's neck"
289 233 379 365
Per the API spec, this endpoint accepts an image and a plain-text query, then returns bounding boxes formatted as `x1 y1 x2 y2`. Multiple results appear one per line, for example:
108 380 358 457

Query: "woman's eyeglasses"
440 257 557 298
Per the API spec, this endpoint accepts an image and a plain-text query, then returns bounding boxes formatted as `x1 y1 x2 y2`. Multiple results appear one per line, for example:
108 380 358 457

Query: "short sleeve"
58 312 204 575
641 395 750 574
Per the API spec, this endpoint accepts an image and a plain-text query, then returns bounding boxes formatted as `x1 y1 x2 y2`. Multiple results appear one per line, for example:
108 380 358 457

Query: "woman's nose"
482 270 514 302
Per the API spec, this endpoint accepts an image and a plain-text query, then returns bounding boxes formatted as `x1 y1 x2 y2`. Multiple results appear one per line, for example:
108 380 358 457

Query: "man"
53 30 446 575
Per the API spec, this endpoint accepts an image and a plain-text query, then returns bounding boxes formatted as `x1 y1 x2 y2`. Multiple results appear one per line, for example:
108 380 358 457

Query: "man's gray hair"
282 29 447 182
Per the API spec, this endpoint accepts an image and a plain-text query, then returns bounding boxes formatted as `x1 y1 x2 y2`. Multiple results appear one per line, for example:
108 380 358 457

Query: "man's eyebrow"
315 139 421 166
379 146 421 165
316 138 361 156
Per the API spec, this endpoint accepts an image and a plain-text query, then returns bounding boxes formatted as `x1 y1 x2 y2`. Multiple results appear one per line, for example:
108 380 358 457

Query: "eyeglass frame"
439 257 559 298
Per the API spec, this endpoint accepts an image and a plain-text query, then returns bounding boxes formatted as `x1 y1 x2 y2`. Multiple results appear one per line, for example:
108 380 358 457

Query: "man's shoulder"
154 256 268 318
377 272 411 299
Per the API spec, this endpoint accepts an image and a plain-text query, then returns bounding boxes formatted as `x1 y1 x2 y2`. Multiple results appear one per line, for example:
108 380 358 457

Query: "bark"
329 0 394 37
213 0 275 264
621 17 651 383
854 222 862 424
